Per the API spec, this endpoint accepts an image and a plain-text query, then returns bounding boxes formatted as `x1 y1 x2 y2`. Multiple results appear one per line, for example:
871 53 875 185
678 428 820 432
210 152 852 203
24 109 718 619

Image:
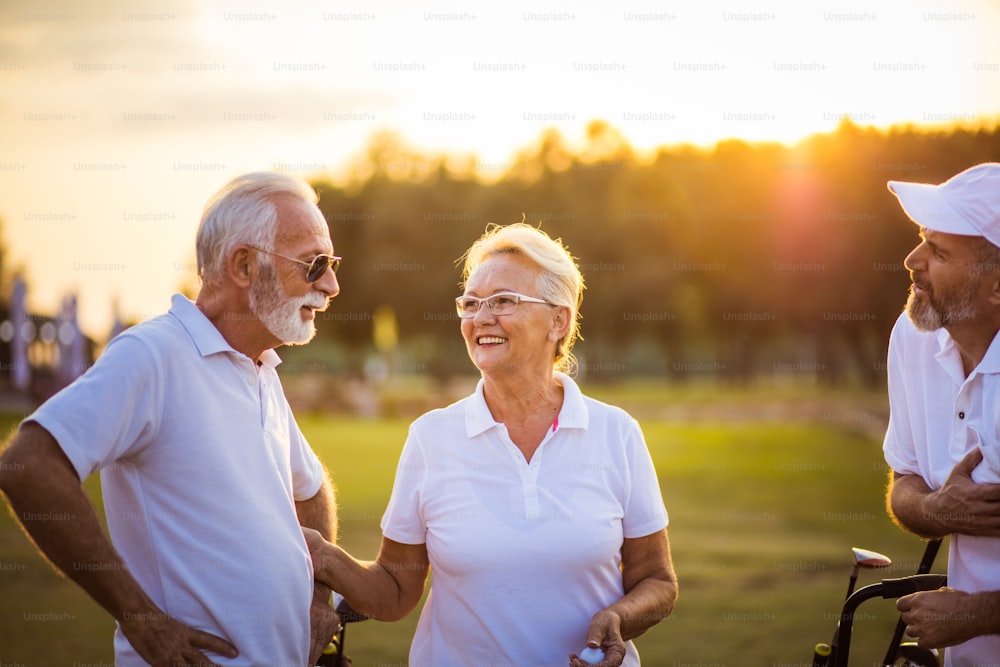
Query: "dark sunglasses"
249 246 342 283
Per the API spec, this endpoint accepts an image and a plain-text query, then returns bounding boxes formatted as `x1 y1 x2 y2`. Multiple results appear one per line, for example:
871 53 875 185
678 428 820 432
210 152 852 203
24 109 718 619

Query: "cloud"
0 0 397 151
0 0 197 65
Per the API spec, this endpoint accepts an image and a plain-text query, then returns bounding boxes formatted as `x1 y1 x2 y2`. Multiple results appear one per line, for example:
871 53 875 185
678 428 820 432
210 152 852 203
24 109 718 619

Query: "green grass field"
0 386 946 666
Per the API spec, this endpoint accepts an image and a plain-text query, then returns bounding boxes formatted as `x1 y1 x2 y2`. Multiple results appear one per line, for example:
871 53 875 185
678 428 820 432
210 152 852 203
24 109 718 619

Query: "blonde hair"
461 223 585 373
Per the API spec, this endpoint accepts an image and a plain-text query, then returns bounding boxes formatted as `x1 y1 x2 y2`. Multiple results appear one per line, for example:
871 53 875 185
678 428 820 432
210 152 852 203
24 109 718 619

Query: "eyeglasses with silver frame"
455 291 551 319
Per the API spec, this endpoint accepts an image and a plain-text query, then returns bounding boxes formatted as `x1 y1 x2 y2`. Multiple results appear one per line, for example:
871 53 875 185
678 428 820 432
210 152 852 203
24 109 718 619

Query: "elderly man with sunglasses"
0 172 343 667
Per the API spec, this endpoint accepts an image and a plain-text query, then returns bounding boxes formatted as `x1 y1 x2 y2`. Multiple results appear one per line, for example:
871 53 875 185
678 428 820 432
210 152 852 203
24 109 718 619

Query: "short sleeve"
380 423 428 545
622 417 669 539
27 332 163 482
287 412 325 501
883 316 921 476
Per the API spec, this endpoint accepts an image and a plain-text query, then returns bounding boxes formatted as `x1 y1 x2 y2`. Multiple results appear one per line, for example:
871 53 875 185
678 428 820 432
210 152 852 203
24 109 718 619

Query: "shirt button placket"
952 384 972 457
243 361 263 426
521 464 541 520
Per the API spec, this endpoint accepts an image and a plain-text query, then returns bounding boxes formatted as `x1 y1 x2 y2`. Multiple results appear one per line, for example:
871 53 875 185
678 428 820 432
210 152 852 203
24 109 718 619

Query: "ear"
227 245 256 288
548 305 572 342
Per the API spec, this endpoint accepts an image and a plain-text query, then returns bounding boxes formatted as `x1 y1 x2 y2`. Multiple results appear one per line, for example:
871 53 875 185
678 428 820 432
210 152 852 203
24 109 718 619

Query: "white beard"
249 263 326 345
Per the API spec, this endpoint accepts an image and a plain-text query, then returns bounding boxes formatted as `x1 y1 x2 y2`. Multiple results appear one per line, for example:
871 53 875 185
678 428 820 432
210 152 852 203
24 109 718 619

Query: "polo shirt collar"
168 294 282 369
554 372 588 429
464 370 589 438
975 328 1000 375
934 326 1000 380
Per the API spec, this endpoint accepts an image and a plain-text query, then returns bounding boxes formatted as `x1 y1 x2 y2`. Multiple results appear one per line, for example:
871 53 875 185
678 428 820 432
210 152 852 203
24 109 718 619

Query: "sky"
1 0 999 336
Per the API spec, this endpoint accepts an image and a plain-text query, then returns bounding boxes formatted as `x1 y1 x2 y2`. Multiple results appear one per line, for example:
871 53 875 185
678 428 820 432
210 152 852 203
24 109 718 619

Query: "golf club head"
851 547 892 569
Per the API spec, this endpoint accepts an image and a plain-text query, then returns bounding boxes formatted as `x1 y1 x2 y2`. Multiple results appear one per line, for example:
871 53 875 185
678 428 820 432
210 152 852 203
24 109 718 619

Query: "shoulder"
580 392 633 421
887 312 939 356
409 396 468 432
100 316 173 364
889 311 915 341
575 393 644 461
103 313 190 366
558 372 636 424
582 397 639 442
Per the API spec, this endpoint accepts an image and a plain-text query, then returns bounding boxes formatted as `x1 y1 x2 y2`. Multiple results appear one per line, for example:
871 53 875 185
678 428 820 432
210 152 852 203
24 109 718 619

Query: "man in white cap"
883 162 1000 664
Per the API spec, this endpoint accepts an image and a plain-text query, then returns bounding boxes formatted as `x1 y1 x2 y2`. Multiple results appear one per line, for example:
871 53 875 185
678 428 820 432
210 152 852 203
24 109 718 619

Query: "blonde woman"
306 223 677 667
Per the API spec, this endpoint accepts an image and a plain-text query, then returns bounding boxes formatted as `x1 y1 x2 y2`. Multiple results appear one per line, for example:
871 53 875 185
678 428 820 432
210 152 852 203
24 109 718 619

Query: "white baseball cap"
888 163 1000 248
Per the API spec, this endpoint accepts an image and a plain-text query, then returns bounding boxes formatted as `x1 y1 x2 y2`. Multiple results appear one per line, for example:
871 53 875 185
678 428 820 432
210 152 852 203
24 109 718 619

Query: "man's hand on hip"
119 608 238 666
308 584 340 667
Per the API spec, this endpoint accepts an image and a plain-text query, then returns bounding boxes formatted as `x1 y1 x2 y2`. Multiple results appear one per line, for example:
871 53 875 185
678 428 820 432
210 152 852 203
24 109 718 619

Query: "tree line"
303 119 1000 386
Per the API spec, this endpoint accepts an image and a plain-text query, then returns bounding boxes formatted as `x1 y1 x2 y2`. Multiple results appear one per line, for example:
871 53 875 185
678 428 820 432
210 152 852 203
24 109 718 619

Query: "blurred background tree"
305 120 1000 387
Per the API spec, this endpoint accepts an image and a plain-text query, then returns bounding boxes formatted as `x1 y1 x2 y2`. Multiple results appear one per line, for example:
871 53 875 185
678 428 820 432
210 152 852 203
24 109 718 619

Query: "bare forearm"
888 472 952 539
607 577 677 641
312 540 427 622
605 530 677 641
0 426 159 622
888 451 1000 539
888 473 977 539
6 483 157 620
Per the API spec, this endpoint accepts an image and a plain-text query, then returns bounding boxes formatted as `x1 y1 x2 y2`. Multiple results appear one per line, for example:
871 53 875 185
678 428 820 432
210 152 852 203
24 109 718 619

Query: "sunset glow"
1 0 998 334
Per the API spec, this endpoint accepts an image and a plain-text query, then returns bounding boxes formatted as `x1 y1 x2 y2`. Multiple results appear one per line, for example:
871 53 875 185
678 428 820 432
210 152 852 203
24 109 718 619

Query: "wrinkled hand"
568 610 627 667
119 610 237 667
302 528 340 666
308 584 341 667
926 449 1000 537
302 527 329 573
897 587 988 649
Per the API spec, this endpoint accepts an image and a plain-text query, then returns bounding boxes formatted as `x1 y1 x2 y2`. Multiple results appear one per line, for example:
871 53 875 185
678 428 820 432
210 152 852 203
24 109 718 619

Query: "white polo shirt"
883 313 1000 665
29 294 325 667
381 372 669 667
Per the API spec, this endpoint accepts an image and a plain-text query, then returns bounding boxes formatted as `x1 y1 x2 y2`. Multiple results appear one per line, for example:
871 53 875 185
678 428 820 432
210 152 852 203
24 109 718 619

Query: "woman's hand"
302 526 333 586
569 529 677 667
567 609 627 667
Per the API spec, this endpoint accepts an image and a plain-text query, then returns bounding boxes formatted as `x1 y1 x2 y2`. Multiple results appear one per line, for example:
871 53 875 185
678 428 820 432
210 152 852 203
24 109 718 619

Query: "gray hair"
196 172 318 287
461 223 585 374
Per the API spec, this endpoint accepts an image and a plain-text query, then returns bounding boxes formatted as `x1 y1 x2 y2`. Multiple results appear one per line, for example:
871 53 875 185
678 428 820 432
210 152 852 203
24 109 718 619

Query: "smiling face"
904 228 989 332
460 253 568 377
249 196 340 345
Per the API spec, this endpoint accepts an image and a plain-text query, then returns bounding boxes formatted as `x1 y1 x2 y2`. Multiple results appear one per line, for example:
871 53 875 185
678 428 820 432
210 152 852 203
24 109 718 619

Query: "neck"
946 321 1000 377
481 369 562 424
195 285 277 362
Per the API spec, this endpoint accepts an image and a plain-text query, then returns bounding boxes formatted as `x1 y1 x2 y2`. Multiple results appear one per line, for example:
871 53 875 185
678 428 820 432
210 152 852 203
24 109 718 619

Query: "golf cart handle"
879 574 948 598
881 539 943 667
832 574 948 667
335 597 368 624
